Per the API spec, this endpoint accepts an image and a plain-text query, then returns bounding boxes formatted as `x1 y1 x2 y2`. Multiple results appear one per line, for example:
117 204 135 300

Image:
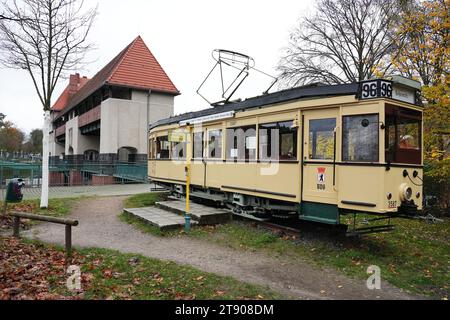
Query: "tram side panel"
337 166 383 213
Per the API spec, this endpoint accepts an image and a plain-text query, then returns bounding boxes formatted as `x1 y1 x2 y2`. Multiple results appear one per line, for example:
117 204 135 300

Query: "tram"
148 76 424 233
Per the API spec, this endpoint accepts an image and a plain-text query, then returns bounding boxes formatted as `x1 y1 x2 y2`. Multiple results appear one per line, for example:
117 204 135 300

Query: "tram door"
302 109 339 205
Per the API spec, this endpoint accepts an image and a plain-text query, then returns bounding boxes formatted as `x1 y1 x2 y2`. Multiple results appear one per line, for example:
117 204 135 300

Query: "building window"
84 150 99 162
208 130 222 159
343 114 379 162
102 87 110 101
259 121 297 160
156 136 170 159
193 132 204 159
92 92 101 107
68 128 73 146
309 118 336 160
226 126 256 161
111 87 132 100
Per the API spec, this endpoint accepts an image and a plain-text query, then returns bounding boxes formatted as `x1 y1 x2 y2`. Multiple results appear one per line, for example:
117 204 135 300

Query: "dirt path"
24 196 418 300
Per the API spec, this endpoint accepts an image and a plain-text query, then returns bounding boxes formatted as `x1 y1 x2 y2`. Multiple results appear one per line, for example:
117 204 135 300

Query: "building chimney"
68 73 80 96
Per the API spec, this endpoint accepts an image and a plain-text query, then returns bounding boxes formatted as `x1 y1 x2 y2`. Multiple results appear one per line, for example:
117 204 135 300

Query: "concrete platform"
156 200 231 225
124 207 197 231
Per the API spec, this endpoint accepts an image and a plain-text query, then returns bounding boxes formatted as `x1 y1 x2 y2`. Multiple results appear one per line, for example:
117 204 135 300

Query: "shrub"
423 158 450 216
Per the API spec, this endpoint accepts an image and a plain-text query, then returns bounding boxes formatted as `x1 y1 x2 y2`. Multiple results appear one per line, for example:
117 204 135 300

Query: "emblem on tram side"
317 167 326 190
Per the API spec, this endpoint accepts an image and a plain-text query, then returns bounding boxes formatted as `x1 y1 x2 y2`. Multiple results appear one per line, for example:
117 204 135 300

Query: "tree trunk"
40 110 50 208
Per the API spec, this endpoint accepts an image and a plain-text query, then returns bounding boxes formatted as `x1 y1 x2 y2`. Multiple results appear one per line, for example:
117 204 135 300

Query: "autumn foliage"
394 0 449 157
392 0 450 212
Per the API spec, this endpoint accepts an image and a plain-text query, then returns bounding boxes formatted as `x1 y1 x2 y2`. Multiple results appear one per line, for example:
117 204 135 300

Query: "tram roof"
150 82 359 130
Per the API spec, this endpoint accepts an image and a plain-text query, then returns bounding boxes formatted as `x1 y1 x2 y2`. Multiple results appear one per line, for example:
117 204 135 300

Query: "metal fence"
0 159 148 188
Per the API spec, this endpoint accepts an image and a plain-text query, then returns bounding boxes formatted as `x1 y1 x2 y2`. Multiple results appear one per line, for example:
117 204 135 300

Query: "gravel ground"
23 196 420 300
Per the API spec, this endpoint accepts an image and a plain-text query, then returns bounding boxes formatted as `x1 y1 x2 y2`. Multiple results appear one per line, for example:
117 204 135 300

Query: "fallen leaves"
128 257 140 266
214 290 226 297
9 203 36 213
102 269 113 279
153 273 164 284
0 236 91 300
0 215 29 231
351 259 362 266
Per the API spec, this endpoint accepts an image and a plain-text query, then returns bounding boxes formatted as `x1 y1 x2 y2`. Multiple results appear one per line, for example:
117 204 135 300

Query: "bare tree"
0 0 97 208
0 14 23 21
277 0 404 87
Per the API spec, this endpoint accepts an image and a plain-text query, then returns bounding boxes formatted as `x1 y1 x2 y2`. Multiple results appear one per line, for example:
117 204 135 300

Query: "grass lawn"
0 197 79 233
77 247 282 300
189 218 449 299
122 193 449 299
0 236 282 300
124 192 167 208
1 197 78 217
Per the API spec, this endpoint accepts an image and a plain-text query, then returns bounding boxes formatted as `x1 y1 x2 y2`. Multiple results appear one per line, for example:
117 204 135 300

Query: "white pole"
40 110 50 208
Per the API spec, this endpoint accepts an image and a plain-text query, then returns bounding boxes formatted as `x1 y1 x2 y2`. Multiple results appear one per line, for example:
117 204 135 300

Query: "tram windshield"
385 105 422 165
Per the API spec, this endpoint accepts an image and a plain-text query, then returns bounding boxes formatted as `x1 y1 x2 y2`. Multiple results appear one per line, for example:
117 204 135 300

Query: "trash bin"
5 178 25 203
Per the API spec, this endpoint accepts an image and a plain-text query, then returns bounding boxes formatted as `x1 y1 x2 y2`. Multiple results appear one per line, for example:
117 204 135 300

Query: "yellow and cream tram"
148 76 424 230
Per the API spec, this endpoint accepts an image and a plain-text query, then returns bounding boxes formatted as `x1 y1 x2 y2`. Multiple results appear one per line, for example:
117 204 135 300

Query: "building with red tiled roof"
49 36 178 168
52 74 90 112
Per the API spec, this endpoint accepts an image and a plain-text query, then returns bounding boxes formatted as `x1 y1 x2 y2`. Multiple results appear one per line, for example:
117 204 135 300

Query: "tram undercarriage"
153 181 427 236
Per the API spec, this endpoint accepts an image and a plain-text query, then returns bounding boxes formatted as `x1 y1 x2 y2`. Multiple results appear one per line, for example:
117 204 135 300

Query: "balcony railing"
78 105 101 128
55 124 66 137
0 160 148 187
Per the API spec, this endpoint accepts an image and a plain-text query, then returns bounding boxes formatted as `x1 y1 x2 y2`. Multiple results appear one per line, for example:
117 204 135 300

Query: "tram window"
149 138 155 159
259 121 297 160
385 105 422 164
226 126 256 161
156 136 170 159
342 114 379 162
309 118 336 160
398 123 420 149
193 132 204 158
208 130 222 159
171 141 186 160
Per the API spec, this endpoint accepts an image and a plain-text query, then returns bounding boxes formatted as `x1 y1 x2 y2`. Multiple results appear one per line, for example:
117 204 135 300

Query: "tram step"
232 210 270 222
155 200 231 225
190 192 226 203
346 224 395 237
124 207 197 231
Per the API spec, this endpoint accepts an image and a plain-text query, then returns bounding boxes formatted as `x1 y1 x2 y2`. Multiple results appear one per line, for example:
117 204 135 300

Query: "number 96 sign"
360 80 392 99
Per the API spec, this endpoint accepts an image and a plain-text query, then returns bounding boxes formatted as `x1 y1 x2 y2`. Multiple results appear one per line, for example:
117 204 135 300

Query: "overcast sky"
0 0 312 133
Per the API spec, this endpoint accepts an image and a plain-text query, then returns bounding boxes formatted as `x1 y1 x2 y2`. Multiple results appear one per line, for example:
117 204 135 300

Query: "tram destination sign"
358 78 419 105
179 111 235 126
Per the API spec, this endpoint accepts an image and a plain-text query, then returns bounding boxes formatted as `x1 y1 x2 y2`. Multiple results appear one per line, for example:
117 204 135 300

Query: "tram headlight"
399 183 413 201
405 187 413 200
